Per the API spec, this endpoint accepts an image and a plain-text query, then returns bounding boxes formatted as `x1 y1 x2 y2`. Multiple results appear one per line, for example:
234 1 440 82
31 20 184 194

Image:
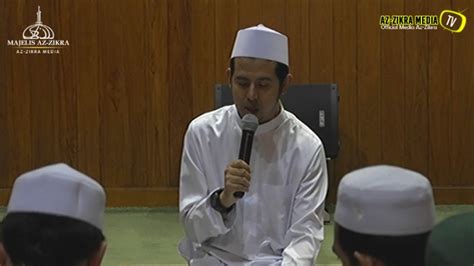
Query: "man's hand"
220 160 251 208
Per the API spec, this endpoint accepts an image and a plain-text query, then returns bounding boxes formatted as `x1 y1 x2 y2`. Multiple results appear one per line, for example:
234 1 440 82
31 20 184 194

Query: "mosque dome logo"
22 6 54 40
7 5 69 54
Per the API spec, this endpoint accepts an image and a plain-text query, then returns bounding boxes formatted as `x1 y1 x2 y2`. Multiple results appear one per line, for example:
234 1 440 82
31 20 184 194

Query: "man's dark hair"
336 223 430 266
0 212 105 266
230 57 289 86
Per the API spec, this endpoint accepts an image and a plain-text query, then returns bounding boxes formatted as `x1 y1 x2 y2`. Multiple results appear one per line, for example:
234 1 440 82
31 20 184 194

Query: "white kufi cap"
231 24 289 66
7 163 106 230
335 165 436 236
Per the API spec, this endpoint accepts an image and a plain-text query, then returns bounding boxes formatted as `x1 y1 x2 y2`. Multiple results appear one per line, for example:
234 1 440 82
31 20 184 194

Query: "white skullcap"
231 24 289 66
335 165 436 236
7 163 106 230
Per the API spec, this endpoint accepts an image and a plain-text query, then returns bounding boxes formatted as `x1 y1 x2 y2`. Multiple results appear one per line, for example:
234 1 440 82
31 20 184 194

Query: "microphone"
234 113 259 198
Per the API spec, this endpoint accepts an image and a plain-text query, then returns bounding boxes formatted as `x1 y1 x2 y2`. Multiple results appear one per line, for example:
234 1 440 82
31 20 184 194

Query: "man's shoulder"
284 110 323 148
188 105 234 132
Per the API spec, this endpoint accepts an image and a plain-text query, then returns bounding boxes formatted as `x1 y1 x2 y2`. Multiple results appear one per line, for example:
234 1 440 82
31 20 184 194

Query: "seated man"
332 165 436 266
0 163 107 266
179 24 328 265
425 211 474 266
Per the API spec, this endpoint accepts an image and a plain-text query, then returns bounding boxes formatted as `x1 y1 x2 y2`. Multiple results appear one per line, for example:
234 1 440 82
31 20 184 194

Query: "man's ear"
0 243 9 266
87 241 107 266
280 73 293 96
354 251 384 266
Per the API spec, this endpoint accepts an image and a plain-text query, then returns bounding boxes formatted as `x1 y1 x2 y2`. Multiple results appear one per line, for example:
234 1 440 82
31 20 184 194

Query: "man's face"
229 57 288 124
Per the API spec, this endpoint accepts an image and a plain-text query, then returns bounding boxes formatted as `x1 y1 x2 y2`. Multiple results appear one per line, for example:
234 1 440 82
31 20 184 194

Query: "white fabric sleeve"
281 144 328 265
179 124 237 244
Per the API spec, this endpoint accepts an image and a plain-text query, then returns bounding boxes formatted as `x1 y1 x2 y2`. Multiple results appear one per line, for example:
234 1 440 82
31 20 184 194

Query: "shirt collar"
232 103 287 135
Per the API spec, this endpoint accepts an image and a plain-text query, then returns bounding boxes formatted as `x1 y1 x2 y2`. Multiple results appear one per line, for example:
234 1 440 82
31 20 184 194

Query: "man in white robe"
179 24 328 265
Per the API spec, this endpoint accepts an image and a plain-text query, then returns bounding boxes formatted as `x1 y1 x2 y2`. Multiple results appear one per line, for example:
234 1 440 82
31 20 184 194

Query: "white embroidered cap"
231 24 289 66
7 163 106 230
335 165 436 235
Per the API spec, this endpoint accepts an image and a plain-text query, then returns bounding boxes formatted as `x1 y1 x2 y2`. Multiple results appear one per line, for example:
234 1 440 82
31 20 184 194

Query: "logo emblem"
22 6 55 40
439 10 467 33
7 5 69 54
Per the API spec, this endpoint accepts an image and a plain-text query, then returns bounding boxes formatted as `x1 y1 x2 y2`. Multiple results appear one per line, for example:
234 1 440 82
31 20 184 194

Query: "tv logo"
440 10 467 33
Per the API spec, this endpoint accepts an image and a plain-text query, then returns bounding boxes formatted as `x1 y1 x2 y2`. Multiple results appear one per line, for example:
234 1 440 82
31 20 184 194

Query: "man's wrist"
219 190 235 208
210 189 234 213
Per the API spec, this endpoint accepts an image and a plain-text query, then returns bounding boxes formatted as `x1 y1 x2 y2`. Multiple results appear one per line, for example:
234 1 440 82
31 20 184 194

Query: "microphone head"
242 114 259 132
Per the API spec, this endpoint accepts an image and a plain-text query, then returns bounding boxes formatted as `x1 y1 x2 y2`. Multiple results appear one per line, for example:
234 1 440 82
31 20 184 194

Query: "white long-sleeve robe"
179 105 328 265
